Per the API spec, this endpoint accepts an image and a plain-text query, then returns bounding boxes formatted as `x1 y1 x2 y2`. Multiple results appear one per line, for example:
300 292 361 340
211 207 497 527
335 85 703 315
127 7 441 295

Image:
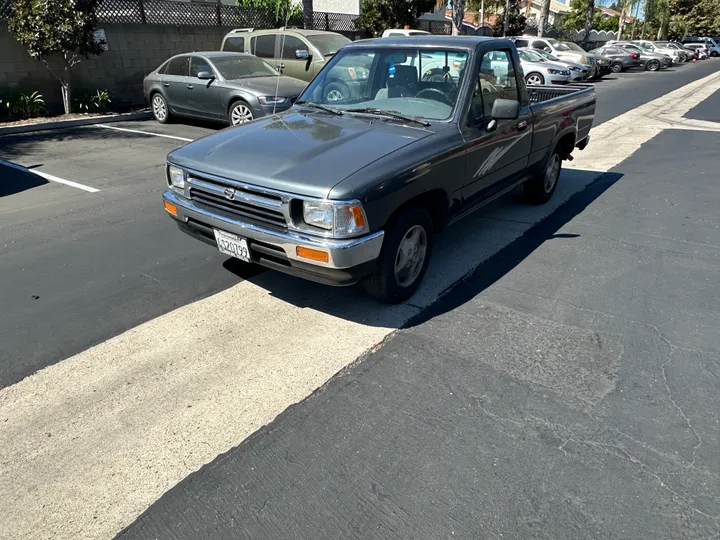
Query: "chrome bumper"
163 190 385 270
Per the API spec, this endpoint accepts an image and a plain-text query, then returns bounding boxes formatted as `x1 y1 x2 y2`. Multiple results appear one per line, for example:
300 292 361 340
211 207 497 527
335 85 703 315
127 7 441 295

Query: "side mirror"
197 71 214 80
543 47 551 52
491 98 520 120
295 49 311 60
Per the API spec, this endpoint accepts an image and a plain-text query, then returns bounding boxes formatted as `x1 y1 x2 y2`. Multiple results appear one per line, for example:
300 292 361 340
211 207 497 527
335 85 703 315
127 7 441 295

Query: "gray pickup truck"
163 37 595 303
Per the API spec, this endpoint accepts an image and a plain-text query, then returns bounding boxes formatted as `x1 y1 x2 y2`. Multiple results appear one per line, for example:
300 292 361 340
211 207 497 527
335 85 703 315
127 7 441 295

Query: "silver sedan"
526 48 589 81
517 49 571 85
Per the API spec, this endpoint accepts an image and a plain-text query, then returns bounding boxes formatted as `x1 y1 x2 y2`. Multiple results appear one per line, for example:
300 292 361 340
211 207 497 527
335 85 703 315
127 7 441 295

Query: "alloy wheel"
230 103 253 125
394 225 427 288
152 95 167 122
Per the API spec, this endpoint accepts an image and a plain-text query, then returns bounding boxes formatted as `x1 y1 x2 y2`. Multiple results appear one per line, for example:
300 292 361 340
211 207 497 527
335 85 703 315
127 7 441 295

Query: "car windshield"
307 34 352 57
212 55 278 79
298 46 470 121
563 42 586 52
538 50 560 61
519 49 544 62
547 39 571 51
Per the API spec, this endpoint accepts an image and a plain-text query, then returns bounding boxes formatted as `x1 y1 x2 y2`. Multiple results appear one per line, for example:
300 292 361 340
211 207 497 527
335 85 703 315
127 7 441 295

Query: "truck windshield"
547 38 571 51
297 47 470 121
213 55 278 79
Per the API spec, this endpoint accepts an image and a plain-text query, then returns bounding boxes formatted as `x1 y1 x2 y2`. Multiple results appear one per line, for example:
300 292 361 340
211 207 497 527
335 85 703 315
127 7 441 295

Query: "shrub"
74 89 112 113
2 91 46 119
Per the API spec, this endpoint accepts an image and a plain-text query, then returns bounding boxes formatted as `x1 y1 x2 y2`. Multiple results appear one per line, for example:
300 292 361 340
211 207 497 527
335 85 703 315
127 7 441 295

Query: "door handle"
186 84 194 90
517 120 529 131
276 63 285 72
163 83 170 87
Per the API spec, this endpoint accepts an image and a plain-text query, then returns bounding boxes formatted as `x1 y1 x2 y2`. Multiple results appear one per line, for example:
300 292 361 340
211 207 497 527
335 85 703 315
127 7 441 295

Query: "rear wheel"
611 61 624 73
363 207 433 304
323 81 350 103
646 59 660 71
151 93 170 124
524 149 562 205
711 51 719 58
525 72 545 86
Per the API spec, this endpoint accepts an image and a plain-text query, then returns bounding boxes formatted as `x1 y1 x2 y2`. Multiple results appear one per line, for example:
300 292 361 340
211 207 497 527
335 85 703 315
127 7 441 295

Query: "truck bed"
526 84 593 104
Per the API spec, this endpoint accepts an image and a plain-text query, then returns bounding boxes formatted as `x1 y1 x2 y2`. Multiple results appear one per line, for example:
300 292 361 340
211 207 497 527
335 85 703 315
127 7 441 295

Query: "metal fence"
0 0 361 32
417 19 493 36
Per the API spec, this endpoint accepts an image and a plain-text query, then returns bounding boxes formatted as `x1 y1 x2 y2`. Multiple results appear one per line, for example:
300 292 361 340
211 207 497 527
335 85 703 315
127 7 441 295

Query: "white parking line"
0 159 100 193
92 124 194 142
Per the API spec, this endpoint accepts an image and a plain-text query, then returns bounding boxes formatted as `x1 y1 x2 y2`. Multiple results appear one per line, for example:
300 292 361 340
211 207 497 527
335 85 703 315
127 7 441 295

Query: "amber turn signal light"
296 246 329 263
164 201 178 216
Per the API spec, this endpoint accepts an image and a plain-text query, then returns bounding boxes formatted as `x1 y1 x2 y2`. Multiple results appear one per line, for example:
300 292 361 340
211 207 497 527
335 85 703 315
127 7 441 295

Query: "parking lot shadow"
222 168 625 329
0 164 49 196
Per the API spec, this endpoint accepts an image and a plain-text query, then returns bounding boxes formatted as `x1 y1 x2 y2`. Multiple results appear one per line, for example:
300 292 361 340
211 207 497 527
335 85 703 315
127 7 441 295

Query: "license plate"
213 229 250 262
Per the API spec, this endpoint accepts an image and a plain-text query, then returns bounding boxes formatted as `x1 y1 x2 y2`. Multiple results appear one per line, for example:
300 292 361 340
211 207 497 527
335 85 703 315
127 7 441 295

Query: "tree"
358 0 436 36
8 0 104 115
237 0 302 27
538 0 551 36
582 0 595 43
450 0 467 35
303 0 313 29
492 0 525 36
562 0 603 32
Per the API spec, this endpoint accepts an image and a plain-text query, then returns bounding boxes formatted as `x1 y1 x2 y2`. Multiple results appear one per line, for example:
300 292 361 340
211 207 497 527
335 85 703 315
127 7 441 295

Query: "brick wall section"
0 22 231 111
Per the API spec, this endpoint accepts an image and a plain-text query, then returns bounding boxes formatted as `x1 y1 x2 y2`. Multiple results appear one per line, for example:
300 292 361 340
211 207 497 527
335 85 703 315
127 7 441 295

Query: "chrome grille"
187 175 287 231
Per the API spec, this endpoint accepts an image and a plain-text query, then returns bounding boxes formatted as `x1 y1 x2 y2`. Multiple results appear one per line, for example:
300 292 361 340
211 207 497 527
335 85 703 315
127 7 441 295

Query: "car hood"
554 51 585 61
223 76 308 97
522 59 570 72
167 111 433 199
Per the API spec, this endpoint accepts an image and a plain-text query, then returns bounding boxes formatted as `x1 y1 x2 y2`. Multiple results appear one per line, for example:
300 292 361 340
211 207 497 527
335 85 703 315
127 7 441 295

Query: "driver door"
461 49 532 205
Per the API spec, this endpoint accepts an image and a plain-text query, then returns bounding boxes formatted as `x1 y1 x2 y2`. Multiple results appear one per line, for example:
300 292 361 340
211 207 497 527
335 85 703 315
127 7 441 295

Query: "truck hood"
167 111 433 198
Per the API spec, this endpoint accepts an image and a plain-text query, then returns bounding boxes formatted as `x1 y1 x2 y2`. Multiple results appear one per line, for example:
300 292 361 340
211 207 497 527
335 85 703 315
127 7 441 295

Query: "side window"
514 39 529 48
279 35 306 59
223 36 245 52
189 57 214 78
157 61 169 75
166 56 189 76
471 50 519 120
251 34 276 59
533 40 550 51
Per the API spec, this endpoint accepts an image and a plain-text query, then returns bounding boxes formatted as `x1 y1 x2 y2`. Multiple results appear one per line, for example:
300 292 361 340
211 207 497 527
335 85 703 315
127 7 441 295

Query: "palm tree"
582 0 595 44
303 0 313 29
538 0 551 36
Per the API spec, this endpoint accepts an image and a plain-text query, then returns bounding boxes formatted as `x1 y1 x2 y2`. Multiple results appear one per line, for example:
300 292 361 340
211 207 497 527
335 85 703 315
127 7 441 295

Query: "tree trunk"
538 0 551 37
629 1 640 39
60 74 71 115
451 0 466 36
503 0 510 36
582 0 594 43
302 0 313 29
641 0 651 39
617 4 626 39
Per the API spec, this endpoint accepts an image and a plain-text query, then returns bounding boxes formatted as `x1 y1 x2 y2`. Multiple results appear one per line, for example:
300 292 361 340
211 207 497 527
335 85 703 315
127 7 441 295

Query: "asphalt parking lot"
1 59 719 540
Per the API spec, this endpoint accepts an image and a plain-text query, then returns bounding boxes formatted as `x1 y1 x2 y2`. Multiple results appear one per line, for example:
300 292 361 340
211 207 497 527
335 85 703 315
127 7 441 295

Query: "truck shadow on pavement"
0 165 49 196
224 168 625 329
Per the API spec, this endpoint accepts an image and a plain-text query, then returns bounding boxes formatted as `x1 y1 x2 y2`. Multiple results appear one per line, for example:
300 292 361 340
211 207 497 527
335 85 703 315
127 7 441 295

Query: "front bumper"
548 74 570 84
163 190 384 286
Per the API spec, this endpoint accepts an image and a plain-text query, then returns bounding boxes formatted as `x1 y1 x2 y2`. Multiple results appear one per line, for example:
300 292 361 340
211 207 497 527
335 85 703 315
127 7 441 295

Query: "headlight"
258 96 288 105
580 55 589 64
569 66 581 71
167 165 185 190
302 200 369 237
547 69 567 75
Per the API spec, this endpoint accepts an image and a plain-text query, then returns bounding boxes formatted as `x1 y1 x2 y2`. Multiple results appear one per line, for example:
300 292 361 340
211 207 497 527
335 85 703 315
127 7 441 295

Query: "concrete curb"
0 111 152 136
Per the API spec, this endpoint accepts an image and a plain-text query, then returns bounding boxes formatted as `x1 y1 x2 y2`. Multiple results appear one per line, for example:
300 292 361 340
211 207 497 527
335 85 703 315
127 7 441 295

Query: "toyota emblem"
223 187 236 200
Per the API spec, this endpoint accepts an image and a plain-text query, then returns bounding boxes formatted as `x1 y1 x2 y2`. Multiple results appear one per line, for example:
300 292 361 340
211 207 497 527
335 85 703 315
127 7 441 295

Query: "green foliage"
236 0 303 26
492 0 526 36
2 91 46 119
357 0 436 36
74 89 112 113
562 0 607 32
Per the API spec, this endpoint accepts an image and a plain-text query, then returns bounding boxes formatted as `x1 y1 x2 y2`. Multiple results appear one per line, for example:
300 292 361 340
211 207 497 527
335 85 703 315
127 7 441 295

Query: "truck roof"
344 36 508 50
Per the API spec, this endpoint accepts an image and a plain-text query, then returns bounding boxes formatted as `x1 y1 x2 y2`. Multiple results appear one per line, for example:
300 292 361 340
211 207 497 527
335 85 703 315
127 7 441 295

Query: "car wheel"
711 51 719 57
611 61 624 73
363 206 433 304
525 73 545 86
323 81 349 103
229 101 254 126
646 59 660 71
524 149 561 205
151 93 170 124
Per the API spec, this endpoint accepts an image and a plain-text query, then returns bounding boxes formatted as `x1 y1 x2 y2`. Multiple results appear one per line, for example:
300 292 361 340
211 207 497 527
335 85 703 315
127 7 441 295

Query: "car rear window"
223 36 245 52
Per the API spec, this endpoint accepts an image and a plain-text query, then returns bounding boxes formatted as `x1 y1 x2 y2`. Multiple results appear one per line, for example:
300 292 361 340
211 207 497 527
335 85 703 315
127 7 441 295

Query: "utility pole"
503 0 510 36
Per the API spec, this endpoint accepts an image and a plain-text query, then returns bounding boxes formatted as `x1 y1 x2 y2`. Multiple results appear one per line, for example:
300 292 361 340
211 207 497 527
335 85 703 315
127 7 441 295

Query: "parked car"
657 41 697 60
516 49 571 84
530 48 589 80
143 52 307 125
607 41 671 70
382 28 431 37
630 40 686 63
562 41 613 77
161 36 596 303
683 43 710 59
508 36 597 78
221 28 352 82
681 37 720 56
588 46 642 72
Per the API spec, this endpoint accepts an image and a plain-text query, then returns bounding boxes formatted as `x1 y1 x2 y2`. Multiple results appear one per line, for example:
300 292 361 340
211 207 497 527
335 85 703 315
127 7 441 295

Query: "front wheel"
611 62 624 73
524 150 562 205
323 81 349 103
525 72 545 86
363 207 433 304
646 59 660 71
229 101 254 126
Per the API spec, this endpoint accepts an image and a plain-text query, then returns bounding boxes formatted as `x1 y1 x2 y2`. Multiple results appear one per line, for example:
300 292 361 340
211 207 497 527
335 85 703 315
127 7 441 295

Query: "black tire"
525 72 545 86
611 61 624 73
323 81 349 103
228 100 254 126
646 59 660 71
151 92 170 124
363 207 434 304
711 51 719 58
524 149 562 205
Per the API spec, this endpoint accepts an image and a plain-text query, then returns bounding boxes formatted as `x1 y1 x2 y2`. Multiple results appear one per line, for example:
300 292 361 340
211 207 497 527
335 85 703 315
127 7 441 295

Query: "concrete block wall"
0 22 231 112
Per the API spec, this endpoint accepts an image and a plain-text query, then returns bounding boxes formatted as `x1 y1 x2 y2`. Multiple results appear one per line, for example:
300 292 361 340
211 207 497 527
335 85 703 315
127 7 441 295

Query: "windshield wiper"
345 108 430 127
294 100 343 116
